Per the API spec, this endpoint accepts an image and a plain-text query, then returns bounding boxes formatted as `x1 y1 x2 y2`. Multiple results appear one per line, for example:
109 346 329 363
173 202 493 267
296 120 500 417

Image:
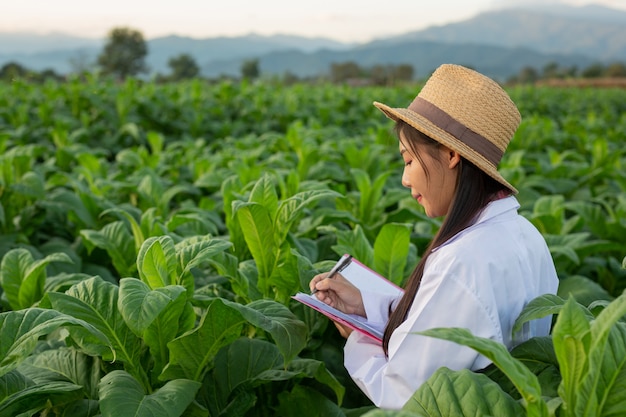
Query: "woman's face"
399 134 460 218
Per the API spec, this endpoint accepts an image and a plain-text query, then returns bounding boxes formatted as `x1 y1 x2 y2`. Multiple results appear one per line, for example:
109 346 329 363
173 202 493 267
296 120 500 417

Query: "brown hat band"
409 97 503 166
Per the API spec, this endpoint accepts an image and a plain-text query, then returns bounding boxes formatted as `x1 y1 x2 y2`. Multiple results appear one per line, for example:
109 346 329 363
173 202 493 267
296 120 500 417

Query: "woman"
310 64 559 409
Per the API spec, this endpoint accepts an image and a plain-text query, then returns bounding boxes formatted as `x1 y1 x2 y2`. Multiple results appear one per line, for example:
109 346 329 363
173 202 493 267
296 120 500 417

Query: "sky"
2 0 626 42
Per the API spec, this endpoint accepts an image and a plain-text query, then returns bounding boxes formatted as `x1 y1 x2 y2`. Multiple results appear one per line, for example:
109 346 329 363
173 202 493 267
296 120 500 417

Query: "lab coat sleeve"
343 270 499 410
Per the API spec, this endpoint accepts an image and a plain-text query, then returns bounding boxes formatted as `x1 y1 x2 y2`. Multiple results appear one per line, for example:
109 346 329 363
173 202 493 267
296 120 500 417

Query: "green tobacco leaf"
513 294 567 334
333 224 374 267
417 327 548 416
233 201 277 293
373 223 411 285
176 235 232 294
80 221 136 277
0 248 73 310
118 278 186 335
276 385 345 417
99 370 200 417
362 410 424 417
575 291 626 416
223 298 307 364
137 236 178 289
405 368 524 417
101 207 145 252
205 338 283 413
557 275 613 308
0 308 107 378
551 296 591 413
46 277 141 367
275 189 342 243
161 298 245 381
284 359 345 404
119 278 191 379
18 347 101 400
248 174 279 218
0 381 83 417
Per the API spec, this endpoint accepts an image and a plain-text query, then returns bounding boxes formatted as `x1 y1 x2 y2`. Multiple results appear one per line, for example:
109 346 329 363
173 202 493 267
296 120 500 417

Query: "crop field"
1 76 625 416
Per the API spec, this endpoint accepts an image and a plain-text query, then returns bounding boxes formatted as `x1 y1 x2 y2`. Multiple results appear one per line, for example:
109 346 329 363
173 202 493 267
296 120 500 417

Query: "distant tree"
241 59 260 80
167 53 200 81
581 62 605 78
39 68 64 82
369 64 389 86
542 62 560 79
605 62 626 77
98 27 148 79
282 71 299 85
517 66 539 84
0 61 29 81
330 61 361 83
392 64 414 83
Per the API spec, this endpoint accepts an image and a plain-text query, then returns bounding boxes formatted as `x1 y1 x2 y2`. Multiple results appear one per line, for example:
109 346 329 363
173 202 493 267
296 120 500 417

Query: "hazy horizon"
2 0 625 44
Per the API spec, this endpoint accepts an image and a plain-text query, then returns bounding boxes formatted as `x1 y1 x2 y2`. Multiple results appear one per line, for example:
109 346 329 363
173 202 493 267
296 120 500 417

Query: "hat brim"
374 101 518 195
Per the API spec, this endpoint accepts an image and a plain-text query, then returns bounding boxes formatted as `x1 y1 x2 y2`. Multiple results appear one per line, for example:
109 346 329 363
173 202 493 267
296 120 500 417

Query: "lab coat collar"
431 196 521 252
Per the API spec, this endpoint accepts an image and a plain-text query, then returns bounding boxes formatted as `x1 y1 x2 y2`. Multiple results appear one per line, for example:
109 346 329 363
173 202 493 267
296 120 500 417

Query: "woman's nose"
401 170 411 188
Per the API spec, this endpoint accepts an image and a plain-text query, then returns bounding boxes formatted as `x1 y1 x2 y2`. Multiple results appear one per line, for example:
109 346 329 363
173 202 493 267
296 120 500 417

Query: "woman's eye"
404 160 412 166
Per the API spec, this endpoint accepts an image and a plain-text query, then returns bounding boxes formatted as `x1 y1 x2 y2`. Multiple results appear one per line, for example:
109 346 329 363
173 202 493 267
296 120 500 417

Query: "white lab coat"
343 196 559 409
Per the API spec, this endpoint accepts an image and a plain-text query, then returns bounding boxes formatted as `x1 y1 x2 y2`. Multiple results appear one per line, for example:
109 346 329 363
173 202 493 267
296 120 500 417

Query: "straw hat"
374 64 521 194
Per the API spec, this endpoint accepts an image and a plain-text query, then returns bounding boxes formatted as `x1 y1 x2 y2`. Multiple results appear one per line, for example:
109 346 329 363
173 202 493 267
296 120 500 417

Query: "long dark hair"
382 120 508 356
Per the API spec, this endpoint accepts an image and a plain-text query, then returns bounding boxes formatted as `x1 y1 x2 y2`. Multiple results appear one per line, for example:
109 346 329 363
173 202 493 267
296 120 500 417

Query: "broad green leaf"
248 173 279 218
46 277 142 369
0 381 82 417
268 245 307 302
233 201 277 292
118 278 186 335
119 278 191 379
204 338 283 413
373 223 411 285
513 294 567 334
223 298 307 364
275 189 342 243
137 236 178 289
0 309 107 378
0 248 72 310
176 235 232 294
333 224 374 267
276 385 345 417
362 410 424 417
557 275 613 308
159 183 200 213
483 337 561 400
101 207 145 252
404 368 524 416
161 298 245 381
80 221 136 277
551 296 591 412
99 370 200 417
18 347 101 399
417 327 548 416
0 370 32 403
575 291 626 416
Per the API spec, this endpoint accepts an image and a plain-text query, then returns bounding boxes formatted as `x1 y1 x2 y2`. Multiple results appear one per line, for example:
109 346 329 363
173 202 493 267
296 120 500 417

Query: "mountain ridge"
1 3 624 80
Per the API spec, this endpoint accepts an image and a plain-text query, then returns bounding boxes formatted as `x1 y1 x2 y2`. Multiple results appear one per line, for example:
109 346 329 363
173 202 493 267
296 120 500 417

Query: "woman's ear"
447 149 461 169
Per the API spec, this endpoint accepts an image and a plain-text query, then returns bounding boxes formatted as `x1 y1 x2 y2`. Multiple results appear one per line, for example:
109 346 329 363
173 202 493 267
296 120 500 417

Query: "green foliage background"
0 76 625 416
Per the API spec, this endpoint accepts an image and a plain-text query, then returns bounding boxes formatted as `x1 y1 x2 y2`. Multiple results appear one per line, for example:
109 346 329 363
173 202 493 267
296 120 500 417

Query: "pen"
312 254 353 294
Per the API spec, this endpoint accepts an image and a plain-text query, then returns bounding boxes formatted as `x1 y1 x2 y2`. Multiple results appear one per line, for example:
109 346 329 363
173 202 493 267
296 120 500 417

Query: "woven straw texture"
374 64 521 194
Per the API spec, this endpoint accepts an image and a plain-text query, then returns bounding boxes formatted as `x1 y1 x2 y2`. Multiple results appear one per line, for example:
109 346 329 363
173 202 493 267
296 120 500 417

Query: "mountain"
376 5 626 61
0 33 351 75
0 31 103 54
0 3 624 80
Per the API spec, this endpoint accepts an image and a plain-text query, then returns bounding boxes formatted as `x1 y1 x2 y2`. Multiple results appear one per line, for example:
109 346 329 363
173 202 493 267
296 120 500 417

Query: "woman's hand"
334 321 354 339
309 272 366 317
